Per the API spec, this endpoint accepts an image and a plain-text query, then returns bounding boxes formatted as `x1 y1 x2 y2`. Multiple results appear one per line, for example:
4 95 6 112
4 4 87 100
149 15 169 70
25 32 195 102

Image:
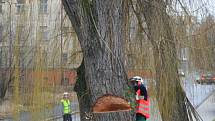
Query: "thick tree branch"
62 0 82 36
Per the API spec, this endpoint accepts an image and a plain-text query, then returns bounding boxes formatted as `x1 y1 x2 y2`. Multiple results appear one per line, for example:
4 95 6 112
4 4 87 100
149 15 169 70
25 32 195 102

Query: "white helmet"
130 76 144 83
63 92 69 97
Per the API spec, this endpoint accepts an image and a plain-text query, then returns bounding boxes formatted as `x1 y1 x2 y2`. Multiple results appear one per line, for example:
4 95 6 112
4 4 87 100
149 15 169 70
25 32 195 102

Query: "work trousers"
136 114 146 121
63 113 72 121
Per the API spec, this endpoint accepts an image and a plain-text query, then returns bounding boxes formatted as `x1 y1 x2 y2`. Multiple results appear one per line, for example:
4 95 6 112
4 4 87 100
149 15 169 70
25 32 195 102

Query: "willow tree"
63 0 134 121
191 15 215 71
135 0 201 121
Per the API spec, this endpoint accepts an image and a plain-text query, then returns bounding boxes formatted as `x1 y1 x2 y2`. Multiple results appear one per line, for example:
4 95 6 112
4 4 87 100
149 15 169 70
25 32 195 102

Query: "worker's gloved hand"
128 101 136 108
128 101 130 105
136 95 145 100
136 95 139 100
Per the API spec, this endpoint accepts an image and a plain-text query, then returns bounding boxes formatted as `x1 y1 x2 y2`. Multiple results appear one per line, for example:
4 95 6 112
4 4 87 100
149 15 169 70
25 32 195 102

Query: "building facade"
0 0 82 69
0 0 82 85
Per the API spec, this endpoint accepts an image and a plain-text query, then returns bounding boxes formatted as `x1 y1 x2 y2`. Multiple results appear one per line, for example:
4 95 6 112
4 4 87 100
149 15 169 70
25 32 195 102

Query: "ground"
0 91 78 120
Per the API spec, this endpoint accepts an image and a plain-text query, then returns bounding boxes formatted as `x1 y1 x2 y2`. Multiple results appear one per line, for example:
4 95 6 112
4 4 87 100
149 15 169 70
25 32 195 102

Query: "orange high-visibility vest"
136 89 150 119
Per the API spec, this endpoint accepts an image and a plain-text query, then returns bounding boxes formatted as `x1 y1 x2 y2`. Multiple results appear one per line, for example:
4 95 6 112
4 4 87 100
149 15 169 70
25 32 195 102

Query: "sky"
183 0 215 17
171 0 215 21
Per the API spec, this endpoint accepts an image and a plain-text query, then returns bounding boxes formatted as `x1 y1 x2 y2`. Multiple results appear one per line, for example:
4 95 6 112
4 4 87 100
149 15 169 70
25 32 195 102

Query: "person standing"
61 92 72 121
130 76 150 121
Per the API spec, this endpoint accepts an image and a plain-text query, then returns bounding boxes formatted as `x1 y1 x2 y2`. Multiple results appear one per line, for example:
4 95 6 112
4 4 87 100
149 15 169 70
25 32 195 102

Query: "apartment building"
0 0 82 69
0 0 82 85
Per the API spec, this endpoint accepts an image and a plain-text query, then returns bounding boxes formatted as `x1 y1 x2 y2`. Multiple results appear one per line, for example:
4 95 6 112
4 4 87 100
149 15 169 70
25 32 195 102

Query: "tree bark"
137 0 190 121
74 60 91 120
63 0 134 121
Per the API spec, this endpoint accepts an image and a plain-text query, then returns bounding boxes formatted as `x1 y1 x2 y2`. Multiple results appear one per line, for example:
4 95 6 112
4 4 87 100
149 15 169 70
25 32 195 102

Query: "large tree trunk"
63 0 134 121
137 0 190 121
74 60 91 120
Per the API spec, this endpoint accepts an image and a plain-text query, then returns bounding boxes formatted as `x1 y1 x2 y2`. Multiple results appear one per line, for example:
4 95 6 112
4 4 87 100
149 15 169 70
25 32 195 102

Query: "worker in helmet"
61 92 72 121
129 76 150 121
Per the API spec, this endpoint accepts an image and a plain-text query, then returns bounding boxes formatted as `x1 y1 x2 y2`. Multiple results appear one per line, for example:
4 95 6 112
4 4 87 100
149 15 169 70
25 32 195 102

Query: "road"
182 72 215 107
197 91 215 121
182 71 215 121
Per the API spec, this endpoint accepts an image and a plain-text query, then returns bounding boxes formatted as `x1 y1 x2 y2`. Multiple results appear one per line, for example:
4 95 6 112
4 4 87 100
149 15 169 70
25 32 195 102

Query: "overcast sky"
174 0 215 20
184 0 215 16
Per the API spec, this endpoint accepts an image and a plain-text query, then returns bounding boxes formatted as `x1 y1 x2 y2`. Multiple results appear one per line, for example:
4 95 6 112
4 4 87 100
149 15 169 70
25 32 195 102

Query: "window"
0 0 2 13
42 50 48 64
62 27 69 37
61 77 69 85
39 0 48 14
19 50 25 68
62 53 68 64
17 25 25 41
180 48 188 61
0 25 3 42
16 0 25 14
39 26 49 41
0 47 8 67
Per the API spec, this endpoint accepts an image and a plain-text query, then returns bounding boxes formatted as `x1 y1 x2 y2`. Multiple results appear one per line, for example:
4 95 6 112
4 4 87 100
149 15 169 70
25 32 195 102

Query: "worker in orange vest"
130 76 150 121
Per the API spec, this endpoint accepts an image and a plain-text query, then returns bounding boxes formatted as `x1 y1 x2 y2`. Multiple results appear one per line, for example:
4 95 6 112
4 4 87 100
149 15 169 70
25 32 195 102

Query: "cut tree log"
93 94 132 113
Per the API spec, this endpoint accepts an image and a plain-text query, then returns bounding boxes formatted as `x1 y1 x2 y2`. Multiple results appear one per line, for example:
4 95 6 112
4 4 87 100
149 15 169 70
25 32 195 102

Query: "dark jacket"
134 83 148 100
